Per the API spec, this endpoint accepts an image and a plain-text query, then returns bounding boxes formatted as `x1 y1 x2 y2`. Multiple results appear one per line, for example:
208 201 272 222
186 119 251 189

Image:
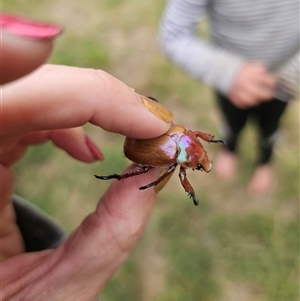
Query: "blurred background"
4 1 299 300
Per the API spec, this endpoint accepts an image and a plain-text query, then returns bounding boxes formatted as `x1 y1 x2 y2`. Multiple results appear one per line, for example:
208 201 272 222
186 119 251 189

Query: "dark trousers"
216 92 288 165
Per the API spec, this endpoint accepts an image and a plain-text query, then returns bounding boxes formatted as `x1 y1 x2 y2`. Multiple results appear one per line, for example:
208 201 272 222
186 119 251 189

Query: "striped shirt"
159 0 299 101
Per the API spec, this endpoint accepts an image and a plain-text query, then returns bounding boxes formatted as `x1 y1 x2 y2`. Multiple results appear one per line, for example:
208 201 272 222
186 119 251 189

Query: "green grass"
4 1 300 300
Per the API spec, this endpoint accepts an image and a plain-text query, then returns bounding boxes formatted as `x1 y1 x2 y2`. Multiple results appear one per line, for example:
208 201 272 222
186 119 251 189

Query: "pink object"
0 13 62 39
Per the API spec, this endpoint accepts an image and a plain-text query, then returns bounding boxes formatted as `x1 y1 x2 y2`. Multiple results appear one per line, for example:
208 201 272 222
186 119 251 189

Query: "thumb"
0 13 62 84
2 167 162 301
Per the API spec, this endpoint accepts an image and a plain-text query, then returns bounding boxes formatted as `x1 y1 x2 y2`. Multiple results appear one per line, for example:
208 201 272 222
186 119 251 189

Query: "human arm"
158 0 245 96
158 0 277 108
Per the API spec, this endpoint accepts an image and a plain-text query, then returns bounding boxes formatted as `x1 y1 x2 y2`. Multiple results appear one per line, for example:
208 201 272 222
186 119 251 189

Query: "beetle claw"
193 197 199 206
185 190 199 206
210 138 226 145
94 173 121 180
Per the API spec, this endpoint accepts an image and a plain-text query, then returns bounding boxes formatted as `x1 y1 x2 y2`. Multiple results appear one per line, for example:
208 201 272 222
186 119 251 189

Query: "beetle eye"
197 164 203 171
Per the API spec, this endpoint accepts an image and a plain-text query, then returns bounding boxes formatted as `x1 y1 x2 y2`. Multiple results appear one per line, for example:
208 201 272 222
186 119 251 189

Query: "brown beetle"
95 122 224 205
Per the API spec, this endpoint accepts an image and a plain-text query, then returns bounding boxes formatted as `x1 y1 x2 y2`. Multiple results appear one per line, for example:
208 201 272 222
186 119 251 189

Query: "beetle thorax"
175 130 212 172
177 132 200 165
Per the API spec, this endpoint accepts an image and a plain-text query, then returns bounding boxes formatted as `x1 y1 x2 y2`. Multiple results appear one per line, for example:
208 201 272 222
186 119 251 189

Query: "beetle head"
198 152 213 173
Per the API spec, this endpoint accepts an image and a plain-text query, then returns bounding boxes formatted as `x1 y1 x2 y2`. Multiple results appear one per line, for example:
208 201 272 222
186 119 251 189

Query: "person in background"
1 13 174 300
159 0 299 194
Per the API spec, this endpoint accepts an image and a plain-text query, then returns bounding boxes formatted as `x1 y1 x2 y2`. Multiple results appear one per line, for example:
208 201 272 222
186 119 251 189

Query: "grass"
4 1 300 300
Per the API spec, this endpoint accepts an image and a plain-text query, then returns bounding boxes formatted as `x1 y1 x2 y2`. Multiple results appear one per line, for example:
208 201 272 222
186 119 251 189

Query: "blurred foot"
247 164 273 194
214 150 238 181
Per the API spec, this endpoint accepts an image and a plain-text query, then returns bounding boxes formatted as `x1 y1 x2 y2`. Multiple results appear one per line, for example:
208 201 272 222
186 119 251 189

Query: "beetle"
94 120 225 206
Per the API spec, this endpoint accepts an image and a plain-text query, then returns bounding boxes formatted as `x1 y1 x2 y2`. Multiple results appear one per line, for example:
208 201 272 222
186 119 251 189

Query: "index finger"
2 65 174 139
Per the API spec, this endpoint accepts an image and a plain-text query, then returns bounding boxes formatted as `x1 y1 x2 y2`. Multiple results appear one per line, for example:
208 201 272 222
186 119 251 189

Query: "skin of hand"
228 62 278 108
0 14 174 300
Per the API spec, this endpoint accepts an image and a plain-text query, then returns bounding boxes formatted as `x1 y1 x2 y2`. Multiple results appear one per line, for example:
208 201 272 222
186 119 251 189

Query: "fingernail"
85 136 104 161
154 167 174 193
1 13 63 40
140 95 174 123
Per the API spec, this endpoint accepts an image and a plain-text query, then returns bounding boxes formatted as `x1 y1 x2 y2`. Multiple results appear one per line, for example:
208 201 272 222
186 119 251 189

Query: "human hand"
228 62 277 108
1 13 174 300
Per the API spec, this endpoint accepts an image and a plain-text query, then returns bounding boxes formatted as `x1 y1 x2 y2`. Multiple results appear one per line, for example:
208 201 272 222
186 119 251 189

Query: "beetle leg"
179 166 199 206
95 165 153 181
139 163 177 190
194 131 226 145
210 138 226 145
94 173 122 180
